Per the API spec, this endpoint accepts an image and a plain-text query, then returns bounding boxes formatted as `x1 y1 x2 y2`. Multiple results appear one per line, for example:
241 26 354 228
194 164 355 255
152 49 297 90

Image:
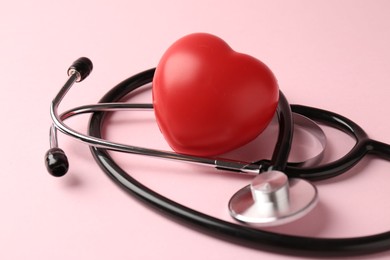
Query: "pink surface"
1 0 390 259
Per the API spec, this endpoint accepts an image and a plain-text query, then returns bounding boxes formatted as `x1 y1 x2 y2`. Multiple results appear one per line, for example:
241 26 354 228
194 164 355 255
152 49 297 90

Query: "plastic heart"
153 33 279 156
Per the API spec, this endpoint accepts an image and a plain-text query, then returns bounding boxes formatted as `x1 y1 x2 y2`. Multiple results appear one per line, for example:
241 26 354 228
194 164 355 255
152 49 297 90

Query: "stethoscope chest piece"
228 171 318 226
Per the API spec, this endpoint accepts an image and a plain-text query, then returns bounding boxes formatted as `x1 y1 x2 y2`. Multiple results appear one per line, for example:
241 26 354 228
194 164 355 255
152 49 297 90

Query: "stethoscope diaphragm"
228 170 318 226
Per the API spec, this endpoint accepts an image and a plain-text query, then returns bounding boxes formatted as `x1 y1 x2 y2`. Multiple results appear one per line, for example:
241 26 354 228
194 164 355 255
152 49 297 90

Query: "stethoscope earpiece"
67 57 93 82
229 170 318 226
44 147 69 177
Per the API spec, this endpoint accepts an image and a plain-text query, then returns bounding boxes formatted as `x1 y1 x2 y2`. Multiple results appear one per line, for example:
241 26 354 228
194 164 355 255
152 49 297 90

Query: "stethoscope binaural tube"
46 65 262 177
45 58 293 178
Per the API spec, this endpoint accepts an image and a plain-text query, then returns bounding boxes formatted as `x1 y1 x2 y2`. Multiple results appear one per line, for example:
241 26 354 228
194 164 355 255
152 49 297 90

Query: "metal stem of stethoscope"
47 61 262 177
46 58 327 178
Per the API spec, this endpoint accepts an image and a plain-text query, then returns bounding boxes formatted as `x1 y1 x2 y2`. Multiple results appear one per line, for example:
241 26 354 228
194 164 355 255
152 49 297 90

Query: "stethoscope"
46 57 390 255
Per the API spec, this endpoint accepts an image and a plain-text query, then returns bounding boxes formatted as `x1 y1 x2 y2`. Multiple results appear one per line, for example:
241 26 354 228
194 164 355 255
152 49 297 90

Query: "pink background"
1 0 390 259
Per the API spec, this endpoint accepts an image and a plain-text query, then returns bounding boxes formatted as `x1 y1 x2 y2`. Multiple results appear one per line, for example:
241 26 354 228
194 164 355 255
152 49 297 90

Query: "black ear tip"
67 57 93 82
45 148 69 177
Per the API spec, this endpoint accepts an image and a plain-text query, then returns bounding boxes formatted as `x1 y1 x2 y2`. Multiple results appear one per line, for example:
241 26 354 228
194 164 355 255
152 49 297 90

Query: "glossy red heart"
153 33 279 156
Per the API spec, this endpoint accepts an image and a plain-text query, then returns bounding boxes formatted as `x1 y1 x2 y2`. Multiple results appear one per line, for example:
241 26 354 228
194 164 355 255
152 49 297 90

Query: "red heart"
153 33 279 156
